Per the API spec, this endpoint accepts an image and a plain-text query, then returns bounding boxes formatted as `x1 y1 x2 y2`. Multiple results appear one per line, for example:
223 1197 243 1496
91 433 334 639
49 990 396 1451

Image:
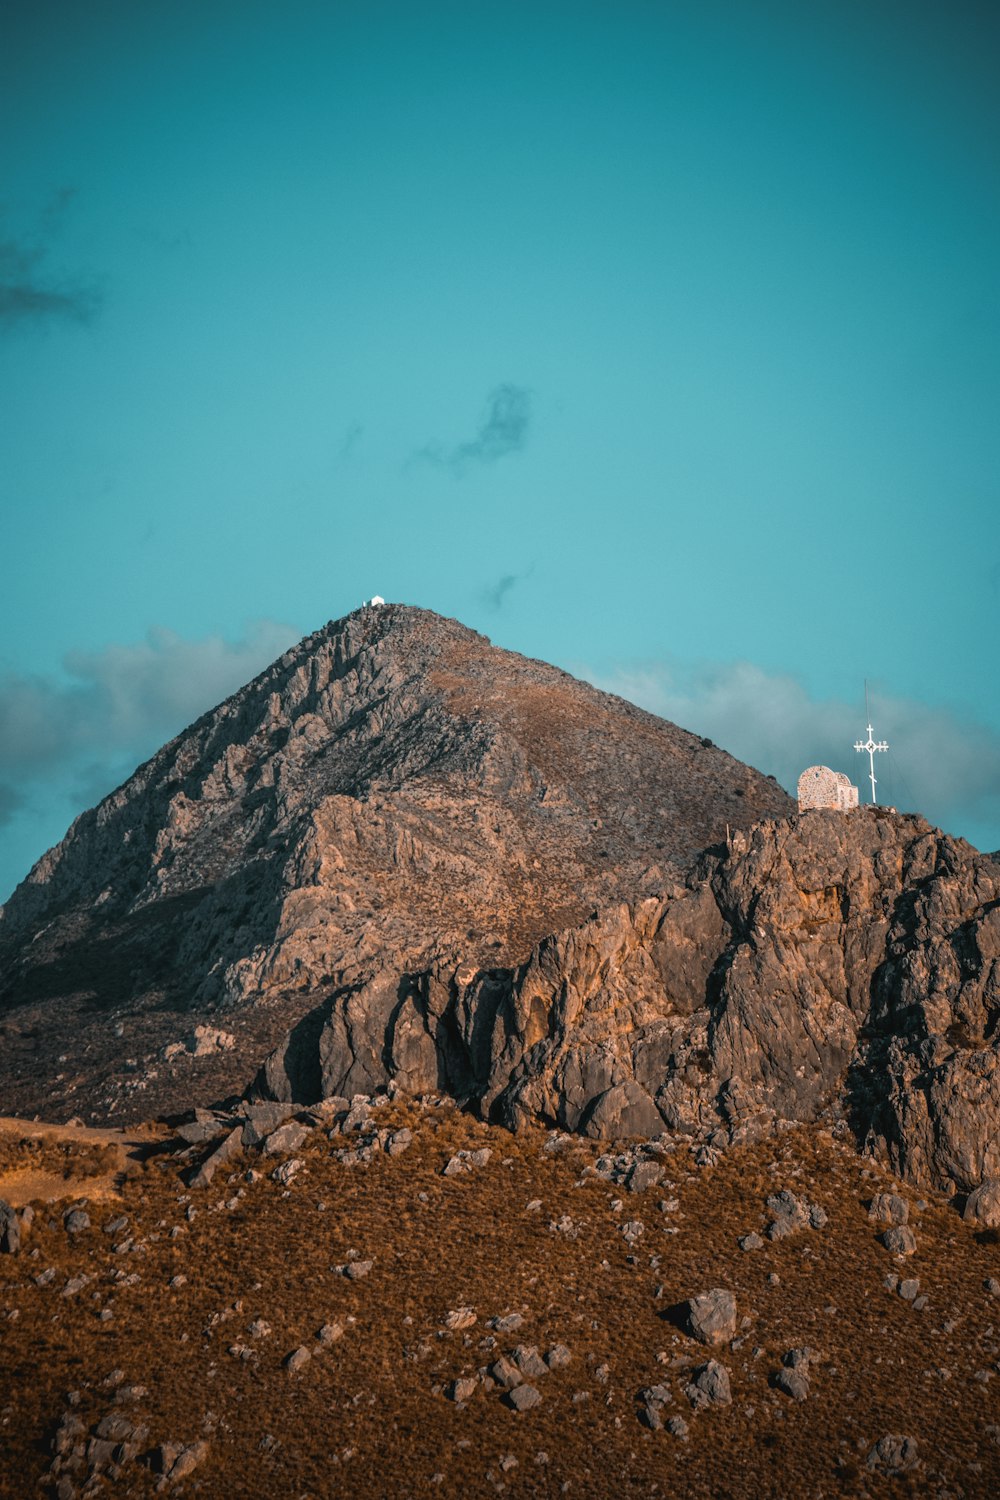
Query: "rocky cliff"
4 604 995 1200
256 808 1000 1196
0 604 790 1122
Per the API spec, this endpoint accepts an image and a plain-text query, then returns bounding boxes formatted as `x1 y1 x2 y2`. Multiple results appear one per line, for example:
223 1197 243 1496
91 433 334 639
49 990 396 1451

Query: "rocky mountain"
3 603 997 1204
4 606 1000 1498
0 604 791 1124
256 808 1000 1196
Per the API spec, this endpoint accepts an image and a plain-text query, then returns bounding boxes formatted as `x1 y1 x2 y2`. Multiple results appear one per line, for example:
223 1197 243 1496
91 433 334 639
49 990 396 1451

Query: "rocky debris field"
1 1096 999 1498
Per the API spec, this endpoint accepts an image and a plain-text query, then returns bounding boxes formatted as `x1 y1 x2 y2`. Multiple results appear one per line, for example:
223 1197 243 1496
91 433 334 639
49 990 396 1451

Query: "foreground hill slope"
1 1103 999 1498
0 605 791 1123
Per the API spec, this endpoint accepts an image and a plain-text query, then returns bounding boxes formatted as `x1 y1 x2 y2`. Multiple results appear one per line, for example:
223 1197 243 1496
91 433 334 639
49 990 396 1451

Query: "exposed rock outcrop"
255 809 1000 1194
0 605 790 1122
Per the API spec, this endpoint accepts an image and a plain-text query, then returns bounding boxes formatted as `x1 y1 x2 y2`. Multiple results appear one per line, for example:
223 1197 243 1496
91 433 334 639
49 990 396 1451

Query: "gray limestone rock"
775 1368 810 1401
766 1190 811 1240
963 1178 1000 1229
490 1357 523 1390
685 1289 737 1346
866 1434 919 1476
626 1159 663 1194
240 1103 296 1147
386 1128 413 1157
506 1384 541 1412
581 1081 665 1141
685 1361 731 1408
165 1440 210 1481
188 1126 244 1189
447 1377 478 1403
0 1201 20 1255
869 1192 909 1226
262 1121 311 1156
882 1225 917 1256
512 1346 548 1379
489 1314 525 1334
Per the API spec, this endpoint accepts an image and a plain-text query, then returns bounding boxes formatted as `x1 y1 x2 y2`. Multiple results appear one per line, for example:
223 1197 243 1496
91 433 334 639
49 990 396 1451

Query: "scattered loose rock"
447 1377 478 1403
442 1148 491 1177
866 1434 919 1476
0 1201 20 1255
685 1360 732 1409
512 1345 548 1379
506 1384 541 1412
963 1179 1000 1229
775 1368 809 1401
285 1346 311 1375
869 1192 909 1226
882 1225 917 1257
684 1289 737 1347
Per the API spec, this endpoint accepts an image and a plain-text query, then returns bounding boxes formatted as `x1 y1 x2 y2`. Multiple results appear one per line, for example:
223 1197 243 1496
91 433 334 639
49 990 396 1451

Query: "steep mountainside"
255 807 1000 1196
0 605 791 1122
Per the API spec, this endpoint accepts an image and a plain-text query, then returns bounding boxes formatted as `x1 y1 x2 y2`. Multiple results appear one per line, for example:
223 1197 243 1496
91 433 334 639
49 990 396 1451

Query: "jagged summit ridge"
0 605 791 1123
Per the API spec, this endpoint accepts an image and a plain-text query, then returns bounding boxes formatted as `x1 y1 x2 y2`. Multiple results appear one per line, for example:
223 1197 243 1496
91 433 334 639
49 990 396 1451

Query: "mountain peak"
0 608 791 1122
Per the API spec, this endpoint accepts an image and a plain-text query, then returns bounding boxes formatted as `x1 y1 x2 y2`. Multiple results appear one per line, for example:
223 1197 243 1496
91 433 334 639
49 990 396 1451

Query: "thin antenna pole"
855 683 888 805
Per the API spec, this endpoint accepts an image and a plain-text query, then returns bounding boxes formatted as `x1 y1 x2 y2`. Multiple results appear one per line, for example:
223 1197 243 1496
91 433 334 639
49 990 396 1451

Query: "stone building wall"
798 765 859 812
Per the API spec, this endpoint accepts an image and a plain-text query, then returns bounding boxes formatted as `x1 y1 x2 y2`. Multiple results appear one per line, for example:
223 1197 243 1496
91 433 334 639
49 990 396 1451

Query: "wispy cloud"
0 784 24 827
415 384 532 473
586 657 1000 851
0 190 103 330
480 568 532 611
0 620 299 786
338 421 363 460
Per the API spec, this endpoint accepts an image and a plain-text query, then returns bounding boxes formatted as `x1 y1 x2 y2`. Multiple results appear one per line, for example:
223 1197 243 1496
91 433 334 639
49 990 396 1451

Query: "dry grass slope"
2 1103 999 1498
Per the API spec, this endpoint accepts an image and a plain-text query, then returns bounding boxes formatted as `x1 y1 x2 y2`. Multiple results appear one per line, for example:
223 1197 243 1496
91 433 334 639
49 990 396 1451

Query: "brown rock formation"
0 604 789 1122
256 808 1000 1194
5 603 995 1197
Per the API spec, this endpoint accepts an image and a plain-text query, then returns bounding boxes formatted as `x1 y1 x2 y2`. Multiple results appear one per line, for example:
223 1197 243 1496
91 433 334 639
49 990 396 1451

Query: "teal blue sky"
2 0 998 898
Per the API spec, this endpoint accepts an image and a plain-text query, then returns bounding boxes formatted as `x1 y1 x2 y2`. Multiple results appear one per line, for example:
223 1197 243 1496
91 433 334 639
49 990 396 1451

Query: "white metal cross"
855 722 888 805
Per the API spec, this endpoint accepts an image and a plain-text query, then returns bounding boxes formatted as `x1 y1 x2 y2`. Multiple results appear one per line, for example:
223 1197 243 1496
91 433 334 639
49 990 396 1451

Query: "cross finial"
854 721 888 805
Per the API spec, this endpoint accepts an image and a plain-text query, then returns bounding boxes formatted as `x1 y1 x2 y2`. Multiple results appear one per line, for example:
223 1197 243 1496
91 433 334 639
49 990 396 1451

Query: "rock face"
255 808 1000 1195
0 604 789 1122
3 605 998 1198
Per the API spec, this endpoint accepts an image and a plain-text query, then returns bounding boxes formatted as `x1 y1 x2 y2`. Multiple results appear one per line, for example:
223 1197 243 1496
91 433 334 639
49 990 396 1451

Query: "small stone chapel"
797 765 859 812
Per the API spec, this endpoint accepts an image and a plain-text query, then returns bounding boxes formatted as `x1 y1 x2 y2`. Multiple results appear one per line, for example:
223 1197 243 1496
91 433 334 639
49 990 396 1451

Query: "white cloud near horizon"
585 658 1000 852
0 619 299 821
